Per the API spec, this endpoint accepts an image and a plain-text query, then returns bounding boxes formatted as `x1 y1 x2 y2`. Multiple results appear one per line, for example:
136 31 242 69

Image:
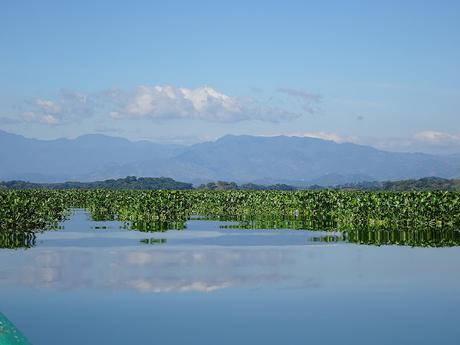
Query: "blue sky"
1 0 459 153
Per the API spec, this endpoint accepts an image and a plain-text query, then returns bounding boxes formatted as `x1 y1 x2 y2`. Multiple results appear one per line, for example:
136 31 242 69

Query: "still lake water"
1 209 460 345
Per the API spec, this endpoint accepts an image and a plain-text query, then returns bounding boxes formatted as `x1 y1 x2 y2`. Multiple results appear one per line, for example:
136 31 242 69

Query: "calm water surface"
1 209 459 344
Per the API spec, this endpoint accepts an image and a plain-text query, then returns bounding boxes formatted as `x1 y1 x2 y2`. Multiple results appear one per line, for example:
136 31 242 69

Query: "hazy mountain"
0 130 182 182
1 130 459 185
178 135 460 181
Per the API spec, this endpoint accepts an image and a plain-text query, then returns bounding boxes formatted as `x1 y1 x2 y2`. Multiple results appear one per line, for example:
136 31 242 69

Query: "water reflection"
222 219 460 247
0 232 36 250
1 216 459 249
345 228 460 247
1 209 457 294
1 210 460 345
140 238 167 245
0 247 298 293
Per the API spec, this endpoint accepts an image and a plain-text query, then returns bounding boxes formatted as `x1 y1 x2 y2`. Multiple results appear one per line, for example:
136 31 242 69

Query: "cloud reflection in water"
0 247 304 293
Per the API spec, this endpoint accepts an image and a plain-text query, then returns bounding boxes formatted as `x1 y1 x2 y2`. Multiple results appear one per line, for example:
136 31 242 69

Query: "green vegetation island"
1 188 459 248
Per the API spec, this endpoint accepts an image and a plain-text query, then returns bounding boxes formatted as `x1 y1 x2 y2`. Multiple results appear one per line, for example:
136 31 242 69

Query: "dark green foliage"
0 176 301 191
336 177 460 191
0 190 69 232
197 181 239 190
239 183 296 191
2 176 460 191
198 181 297 190
0 176 193 190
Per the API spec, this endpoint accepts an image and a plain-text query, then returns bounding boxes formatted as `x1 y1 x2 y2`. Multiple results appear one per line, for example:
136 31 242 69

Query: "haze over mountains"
1 129 459 186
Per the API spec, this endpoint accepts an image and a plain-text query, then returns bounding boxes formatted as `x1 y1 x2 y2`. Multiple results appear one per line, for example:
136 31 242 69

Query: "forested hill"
190 177 460 191
334 177 460 191
1 176 460 191
0 177 193 190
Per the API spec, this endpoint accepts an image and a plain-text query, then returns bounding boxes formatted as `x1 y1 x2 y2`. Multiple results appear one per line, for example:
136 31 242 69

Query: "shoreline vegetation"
1 189 459 248
1 175 460 191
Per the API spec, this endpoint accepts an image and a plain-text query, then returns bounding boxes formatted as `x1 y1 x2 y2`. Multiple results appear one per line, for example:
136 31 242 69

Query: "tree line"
1 176 459 191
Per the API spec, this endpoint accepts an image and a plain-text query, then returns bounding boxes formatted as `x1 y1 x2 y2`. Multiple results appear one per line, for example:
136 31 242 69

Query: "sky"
1 0 459 154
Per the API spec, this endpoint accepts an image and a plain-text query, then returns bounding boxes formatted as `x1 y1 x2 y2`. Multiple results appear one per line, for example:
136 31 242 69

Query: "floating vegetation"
0 190 69 232
0 190 459 247
140 238 167 245
309 234 344 243
128 221 187 232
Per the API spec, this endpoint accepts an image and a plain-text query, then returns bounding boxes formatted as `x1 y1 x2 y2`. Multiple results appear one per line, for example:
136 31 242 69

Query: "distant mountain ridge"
1 129 459 185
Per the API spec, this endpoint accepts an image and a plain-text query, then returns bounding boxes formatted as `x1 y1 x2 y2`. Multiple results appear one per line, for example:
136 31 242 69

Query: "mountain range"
1 129 459 186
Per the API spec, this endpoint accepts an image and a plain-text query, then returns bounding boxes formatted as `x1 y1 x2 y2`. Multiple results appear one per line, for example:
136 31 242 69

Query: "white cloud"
35 99 61 113
263 131 356 144
297 131 350 143
21 111 59 125
18 85 320 125
40 114 60 125
277 87 321 101
22 90 94 125
109 111 122 119
121 85 243 121
347 131 460 154
109 85 301 122
414 131 460 143
277 87 321 114
258 130 460 154
127 279 231 293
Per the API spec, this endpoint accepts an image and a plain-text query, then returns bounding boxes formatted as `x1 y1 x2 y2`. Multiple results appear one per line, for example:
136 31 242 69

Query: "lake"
1 209 459 344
